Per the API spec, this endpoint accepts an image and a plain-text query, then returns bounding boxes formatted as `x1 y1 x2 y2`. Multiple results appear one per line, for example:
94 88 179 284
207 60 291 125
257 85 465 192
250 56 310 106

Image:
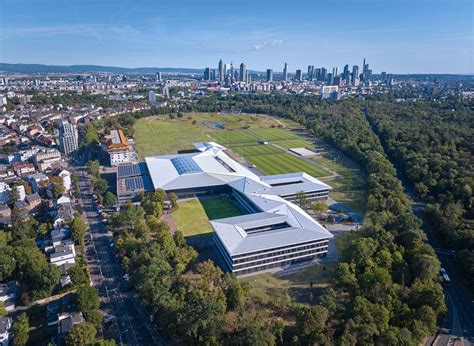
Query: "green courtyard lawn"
171 198 244 237
200 199 243 220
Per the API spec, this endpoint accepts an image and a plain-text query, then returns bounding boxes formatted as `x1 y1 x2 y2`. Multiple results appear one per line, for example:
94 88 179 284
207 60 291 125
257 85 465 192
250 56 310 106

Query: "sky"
0 0 473 74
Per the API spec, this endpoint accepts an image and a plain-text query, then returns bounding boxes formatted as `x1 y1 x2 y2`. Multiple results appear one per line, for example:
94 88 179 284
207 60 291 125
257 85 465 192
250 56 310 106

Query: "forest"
364 97 473 287
102 92 455 344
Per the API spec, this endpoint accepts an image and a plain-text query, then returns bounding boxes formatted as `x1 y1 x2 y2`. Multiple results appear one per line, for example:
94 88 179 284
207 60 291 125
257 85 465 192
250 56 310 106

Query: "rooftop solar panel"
117 163 141 178
170 156 202 175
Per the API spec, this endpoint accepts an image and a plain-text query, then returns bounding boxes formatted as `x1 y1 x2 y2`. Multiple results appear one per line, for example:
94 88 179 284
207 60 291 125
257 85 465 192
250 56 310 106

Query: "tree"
76 285 100 313
0 301 6 317
84 124 99 146
87 160 100 178
66 322 97 346
312 201 328 213
13 312 29 346
296 305 330 344
103 191 117 207
13 243 60 301
295 191 310 210
68 265 89 287
71 216 88 245
93 178 108 195
0 246 15 282
53 184 66 199
169 192 178 209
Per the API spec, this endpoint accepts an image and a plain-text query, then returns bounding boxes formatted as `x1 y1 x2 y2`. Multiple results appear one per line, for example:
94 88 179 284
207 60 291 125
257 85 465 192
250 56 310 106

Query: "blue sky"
0 0 472 73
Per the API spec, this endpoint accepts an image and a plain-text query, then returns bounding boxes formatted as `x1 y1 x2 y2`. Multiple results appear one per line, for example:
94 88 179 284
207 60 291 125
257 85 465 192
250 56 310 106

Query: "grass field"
172 199 213 236
314 153 367 214
241 262 337 305
134 113 301 157
134 114 330 177
172 198 243 237
246 151 329 176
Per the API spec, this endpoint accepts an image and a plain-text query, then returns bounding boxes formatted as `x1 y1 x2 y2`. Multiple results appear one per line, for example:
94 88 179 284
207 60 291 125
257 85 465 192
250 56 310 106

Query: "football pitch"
134 115 330 177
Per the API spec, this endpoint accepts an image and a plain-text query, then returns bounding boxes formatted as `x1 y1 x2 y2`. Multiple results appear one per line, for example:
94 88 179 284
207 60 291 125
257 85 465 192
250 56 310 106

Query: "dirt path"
160 212 177 234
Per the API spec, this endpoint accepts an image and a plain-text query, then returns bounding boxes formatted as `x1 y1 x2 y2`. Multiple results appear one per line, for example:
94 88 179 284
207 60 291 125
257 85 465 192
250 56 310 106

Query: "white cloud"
253 39 283 51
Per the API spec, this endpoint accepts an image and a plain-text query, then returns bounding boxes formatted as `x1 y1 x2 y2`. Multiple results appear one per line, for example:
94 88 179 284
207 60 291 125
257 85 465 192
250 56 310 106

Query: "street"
76 165 166 345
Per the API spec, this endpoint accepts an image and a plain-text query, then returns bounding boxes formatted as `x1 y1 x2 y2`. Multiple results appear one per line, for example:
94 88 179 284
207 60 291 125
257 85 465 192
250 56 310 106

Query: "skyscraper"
352 65 359 85
307 65 314 80
266 69 273 82
315 68 322 80
229 62 234 83
283 62 288 82
156 72 162 82
204 68 212 81
343 64 349 80
295 69 303 81
332 67 338 77
239 63 247 83
218 59 224 82
321 67 328 81
58 120 78 156
327 73 334 85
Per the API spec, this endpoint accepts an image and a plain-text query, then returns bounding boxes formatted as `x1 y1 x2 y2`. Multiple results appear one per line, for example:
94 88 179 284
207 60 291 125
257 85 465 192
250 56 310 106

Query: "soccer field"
133 115 330 177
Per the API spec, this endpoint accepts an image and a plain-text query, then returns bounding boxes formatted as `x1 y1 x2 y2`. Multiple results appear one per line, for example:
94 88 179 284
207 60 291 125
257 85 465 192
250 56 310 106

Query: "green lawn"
134 118 210 157
134 114 303 157
171 198 244 237
200 199 243 220
241 263 336 305
273 139 316 149
314 153 367 214
134 114 330 177
172 199 213 236
246 151 329 177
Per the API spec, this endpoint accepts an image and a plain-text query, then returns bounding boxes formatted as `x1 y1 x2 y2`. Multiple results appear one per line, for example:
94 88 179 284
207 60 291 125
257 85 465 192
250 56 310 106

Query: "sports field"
134 113 294 157
172 198 243 237
134 114 330 177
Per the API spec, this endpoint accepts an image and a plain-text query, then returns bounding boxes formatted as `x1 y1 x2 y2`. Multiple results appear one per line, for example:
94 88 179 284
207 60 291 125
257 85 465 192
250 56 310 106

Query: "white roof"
145 143 260 191
144 142 333 257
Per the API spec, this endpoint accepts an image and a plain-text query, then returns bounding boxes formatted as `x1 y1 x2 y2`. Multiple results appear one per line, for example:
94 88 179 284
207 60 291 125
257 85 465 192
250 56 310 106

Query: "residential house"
0 317 12 346
0 281 18 312
0 183 10 204
0 204 11 225
25 192 41 211
54 169 71 191
27 173 49 192
11 162 36 177
49 241 76 271
53 196 73 228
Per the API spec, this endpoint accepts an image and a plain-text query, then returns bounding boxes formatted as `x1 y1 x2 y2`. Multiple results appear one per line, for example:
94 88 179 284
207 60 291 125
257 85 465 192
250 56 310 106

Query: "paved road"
76 166 166 345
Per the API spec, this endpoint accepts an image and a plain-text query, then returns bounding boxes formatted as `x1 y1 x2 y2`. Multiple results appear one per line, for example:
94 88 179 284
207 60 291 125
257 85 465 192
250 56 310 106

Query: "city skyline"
0 0 473 74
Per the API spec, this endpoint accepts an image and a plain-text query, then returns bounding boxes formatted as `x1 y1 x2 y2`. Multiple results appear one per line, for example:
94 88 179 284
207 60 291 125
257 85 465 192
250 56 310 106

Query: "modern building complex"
57 120 78 156
125 142 334 275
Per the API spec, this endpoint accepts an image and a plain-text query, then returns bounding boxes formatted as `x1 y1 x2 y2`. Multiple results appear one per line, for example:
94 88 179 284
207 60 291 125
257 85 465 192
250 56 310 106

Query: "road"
414 202 474 346
76 165 166 345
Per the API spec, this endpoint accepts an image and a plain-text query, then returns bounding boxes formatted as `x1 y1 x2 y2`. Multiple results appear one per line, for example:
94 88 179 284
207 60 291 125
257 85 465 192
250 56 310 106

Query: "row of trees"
364 97 473 287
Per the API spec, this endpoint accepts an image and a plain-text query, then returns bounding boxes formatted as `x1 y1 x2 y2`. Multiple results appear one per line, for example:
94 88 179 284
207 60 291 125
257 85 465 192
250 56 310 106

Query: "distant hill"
0 63 204 74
